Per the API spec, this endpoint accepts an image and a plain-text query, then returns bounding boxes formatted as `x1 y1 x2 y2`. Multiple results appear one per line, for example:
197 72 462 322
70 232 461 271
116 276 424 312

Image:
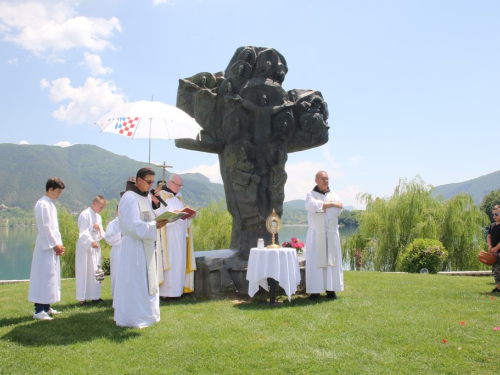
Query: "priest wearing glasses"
113 168 168 328
154 174 196 301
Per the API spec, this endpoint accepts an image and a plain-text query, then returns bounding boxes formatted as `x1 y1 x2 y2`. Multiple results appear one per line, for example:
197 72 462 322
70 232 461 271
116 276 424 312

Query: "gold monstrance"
266 208 282 249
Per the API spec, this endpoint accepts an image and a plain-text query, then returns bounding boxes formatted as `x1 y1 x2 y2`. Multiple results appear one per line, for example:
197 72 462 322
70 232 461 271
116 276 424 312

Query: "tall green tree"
439 193 489 270
479 188 500 223
58 208 79 278
192 199 232 251
352 176 489 271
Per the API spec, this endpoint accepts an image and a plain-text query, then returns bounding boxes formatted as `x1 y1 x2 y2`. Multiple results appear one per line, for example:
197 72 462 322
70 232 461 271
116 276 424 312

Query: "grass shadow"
0 315 34 328
1 306 141 346
233 294 338 310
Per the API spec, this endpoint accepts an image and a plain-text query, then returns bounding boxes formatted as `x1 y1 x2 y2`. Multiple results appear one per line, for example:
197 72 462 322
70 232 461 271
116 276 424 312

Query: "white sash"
132 192 158 295
88 208 102 274
312 191 337 268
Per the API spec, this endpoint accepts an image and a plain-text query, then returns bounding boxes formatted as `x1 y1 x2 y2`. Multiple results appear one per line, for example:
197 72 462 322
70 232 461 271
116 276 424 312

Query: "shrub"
398 238 448 274
58 208 79 278
192 199 232 251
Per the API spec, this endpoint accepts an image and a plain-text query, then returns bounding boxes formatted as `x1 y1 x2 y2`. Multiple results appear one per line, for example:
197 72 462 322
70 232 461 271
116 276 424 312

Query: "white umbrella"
96 100 202 164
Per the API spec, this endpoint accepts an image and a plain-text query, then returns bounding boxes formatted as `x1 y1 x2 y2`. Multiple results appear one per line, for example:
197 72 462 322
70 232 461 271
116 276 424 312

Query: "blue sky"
1 0 498 209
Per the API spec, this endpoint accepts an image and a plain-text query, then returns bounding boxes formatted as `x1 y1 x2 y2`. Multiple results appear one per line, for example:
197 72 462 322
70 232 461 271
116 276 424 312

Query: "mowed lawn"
1 272 499 374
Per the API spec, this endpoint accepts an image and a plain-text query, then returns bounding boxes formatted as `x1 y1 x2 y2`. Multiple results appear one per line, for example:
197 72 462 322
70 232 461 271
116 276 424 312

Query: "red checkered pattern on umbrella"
114 117 139 137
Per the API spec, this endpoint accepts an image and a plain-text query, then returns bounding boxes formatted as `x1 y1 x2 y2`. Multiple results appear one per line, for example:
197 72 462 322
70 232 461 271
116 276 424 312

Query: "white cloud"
7 57 17 65
19 140 29 145
39 78 50 89
284 160 336 202
177 161 223 184
0 1 122 58
284 155 343 202
81 53 112 75
43 76 125 124
336 185 366 210
53 141 72 147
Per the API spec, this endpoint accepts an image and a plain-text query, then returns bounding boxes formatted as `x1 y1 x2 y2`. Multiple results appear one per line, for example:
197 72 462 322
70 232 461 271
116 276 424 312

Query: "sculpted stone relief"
176 46 329 259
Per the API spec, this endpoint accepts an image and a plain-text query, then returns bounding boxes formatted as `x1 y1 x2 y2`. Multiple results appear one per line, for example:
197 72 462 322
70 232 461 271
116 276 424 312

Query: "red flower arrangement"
282 237 305 253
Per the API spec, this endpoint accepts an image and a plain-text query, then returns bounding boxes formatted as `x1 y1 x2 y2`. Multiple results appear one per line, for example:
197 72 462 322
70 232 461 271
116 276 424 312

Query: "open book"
180 206 198 220
155 211 188 223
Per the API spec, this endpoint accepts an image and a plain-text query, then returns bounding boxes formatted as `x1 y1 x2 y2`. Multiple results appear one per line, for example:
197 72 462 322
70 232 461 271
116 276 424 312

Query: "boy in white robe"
28 178 66 320
305 171 344 300
75 195 106 305
105 206 122 298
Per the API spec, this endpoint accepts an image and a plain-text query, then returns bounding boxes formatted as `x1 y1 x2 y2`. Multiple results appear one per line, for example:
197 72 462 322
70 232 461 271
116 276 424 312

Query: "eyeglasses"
142 179 155 185
493 213 499 217
170 181 183 188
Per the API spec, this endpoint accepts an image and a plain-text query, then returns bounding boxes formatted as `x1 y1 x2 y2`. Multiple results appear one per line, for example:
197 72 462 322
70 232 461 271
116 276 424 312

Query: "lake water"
278 225 356 247
0 225 358 281
0 226 37 281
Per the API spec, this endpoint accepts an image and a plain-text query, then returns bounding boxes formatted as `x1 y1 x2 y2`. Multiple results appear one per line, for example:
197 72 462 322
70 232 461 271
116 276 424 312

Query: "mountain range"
1 143 498 216
432 170 500 205
0 143 224 212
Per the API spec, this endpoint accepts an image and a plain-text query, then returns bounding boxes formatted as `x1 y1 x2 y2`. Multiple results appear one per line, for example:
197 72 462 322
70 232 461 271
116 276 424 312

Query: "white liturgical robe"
155 190 196 297
28 195 62 304
113 191 160 328
105 217 122 297
305 189 344 294
75 207 103 301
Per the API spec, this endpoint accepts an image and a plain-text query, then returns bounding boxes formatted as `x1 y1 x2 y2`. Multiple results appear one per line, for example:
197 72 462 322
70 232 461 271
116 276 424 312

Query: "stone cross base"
190 249 306 300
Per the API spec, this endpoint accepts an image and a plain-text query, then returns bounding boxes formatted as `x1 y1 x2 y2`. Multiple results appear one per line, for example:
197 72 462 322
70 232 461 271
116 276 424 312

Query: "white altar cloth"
246 247 301 302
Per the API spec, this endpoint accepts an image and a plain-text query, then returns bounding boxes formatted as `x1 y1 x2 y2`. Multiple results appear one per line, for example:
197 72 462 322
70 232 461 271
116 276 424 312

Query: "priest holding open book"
154 174 197 300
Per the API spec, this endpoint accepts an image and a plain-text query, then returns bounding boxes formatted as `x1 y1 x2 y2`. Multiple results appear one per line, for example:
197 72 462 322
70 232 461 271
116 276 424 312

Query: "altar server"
105 206 122 298
28 178 66 320
75 195 107 305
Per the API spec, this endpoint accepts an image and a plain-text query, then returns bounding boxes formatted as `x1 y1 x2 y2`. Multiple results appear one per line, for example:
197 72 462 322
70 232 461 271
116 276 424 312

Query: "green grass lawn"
1 272 499 374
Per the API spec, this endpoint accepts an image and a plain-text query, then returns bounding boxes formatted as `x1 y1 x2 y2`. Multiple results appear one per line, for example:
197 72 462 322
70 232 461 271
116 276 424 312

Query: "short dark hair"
46 178 65 192
136 167 155 180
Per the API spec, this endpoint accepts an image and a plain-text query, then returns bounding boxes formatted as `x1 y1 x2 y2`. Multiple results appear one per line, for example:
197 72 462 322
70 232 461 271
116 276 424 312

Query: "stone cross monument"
176 46 329 260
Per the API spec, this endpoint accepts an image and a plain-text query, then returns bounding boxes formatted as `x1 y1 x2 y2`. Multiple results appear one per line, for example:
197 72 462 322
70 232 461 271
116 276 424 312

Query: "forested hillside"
432 170 500 205
0 143 224 212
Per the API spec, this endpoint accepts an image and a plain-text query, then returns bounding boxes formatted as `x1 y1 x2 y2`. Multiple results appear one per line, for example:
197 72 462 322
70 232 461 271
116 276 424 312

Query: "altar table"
246 247 301 302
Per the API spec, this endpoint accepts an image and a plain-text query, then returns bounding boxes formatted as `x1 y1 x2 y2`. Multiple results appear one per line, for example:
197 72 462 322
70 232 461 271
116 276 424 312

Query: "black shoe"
92 298 104 303
161 297 180 302
309 293 320 300
491 288 500 293
79 301 88 306
326 291 338 299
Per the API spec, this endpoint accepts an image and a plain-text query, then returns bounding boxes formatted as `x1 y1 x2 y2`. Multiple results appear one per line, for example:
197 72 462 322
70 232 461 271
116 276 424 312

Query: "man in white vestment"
28 178 66 320
113 168 168 328
105 206 122 298
76 195 107 305
305 171 344 300
155 174 196 300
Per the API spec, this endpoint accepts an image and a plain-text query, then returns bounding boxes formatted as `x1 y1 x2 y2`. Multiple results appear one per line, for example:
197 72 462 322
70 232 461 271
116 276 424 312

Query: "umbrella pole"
149 118 152 165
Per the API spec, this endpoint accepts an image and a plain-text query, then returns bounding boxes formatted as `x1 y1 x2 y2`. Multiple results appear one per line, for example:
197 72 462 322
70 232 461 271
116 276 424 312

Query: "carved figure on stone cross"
176 46 329 259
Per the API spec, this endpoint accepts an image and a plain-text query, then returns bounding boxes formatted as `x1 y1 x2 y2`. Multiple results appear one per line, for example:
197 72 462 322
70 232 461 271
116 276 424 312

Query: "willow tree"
439 193 490 270
480 188 500 223
354 176 488 271
58 208 79 278
191 199 232 251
